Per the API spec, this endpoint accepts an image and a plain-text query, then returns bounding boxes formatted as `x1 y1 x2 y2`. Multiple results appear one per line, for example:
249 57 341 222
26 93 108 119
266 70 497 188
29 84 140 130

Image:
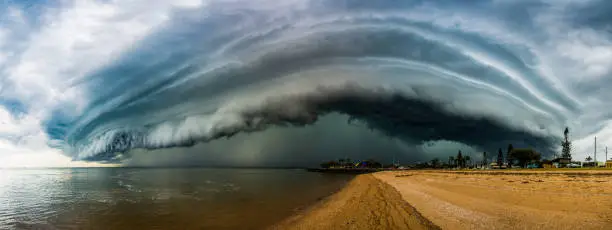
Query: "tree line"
428 127 572 169
320 158 385 169
426 145 541 169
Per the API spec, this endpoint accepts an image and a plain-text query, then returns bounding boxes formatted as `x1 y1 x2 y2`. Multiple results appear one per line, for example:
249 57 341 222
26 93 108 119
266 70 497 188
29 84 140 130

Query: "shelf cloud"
1 0 611 165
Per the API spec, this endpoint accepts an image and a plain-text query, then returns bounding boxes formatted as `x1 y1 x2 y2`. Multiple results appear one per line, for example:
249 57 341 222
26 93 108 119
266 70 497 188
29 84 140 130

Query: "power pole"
594 136 597 163
606 146 608 161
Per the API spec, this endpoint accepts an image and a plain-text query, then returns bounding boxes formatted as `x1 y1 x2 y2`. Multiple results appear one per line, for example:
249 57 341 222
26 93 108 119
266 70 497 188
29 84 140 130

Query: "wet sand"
275 170 612 230
271 174 438 230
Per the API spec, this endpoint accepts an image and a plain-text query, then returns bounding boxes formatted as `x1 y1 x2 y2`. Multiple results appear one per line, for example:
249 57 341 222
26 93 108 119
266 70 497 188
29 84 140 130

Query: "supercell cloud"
1 0 611 164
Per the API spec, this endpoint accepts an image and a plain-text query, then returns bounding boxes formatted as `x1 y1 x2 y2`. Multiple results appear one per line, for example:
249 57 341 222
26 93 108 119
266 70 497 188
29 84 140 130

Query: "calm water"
0 168 352 230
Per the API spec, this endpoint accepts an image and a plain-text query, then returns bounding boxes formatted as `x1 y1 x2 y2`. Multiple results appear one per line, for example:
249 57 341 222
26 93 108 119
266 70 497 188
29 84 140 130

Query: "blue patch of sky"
1 0 62 29
0 99 27 118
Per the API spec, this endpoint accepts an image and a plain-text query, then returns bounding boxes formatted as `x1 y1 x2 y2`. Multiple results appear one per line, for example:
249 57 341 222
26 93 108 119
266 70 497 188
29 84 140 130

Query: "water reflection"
0 168 351 229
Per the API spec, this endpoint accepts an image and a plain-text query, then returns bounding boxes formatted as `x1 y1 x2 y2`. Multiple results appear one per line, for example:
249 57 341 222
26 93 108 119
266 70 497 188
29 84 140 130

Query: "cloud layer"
1 0 612 165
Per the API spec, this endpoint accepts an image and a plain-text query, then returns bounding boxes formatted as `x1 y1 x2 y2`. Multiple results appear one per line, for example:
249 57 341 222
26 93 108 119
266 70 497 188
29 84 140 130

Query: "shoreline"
270 173 439 230
273 170 612 230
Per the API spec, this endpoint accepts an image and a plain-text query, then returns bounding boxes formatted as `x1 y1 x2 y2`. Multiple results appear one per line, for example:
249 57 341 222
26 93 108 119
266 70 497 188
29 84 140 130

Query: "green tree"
510 148 541 167
497 148 504 167
585 156 593 162
561 127 572 160
448 156 455 167
320 161 339 168
430 158 440 168
456 150 464 168
364 159 382 168
464 155 472 168
507 144 514 167
482 152 487 167
345 158 353 167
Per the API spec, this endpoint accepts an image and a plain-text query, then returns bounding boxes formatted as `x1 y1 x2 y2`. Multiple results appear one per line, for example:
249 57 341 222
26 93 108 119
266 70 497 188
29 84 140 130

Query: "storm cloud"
1 0 611 166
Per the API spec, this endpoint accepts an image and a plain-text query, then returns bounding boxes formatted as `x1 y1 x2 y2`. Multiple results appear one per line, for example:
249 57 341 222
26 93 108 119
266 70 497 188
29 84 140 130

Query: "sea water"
0 168 352 229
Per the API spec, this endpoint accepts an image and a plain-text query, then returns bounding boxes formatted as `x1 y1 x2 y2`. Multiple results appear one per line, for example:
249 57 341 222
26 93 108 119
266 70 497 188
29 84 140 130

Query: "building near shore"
551 157 571 168
606 160 612 168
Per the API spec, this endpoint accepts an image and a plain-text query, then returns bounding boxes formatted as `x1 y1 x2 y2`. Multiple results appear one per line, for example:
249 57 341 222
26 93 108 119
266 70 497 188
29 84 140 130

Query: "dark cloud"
123 114 415 167
325 92 558 155
30 0 595 165
79 83 558 163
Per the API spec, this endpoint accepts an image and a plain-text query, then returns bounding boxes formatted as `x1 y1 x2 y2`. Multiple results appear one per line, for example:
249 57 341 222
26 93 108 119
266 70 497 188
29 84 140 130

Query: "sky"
1 0 612 167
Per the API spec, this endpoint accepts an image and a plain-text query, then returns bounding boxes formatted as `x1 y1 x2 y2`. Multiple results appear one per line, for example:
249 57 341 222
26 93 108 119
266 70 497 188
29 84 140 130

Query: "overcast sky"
1 0 612 167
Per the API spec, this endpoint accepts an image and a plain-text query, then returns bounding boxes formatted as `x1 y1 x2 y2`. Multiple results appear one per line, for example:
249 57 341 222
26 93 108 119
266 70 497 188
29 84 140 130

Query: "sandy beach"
271 174 438 230
274 170 612 230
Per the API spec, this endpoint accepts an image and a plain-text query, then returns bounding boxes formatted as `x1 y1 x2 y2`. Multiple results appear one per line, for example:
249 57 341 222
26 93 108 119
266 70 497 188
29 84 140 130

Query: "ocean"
0 168 352 230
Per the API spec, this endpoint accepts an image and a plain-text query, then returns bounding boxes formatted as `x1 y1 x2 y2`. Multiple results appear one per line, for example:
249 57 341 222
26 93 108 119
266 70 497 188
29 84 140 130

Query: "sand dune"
274 170 612 230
